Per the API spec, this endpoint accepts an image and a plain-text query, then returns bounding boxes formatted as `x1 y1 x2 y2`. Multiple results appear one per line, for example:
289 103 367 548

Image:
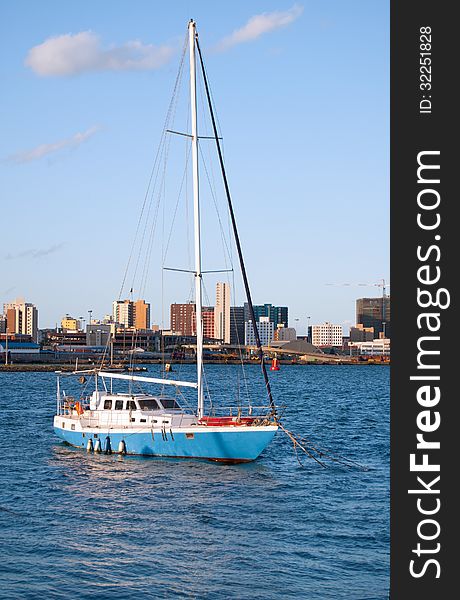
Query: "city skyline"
1 291 390 340
1 2 389 333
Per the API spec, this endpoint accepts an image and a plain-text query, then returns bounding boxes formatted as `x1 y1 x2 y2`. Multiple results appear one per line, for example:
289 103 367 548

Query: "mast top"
188 19 198 37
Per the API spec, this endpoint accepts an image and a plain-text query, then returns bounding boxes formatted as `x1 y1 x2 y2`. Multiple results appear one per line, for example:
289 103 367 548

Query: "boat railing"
57 394 91 416
77 409 187 429
79 410 135 429
205 405 277 417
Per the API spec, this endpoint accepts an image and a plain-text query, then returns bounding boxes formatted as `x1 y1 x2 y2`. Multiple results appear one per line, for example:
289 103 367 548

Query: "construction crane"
325 278 389 297
325 279 390 336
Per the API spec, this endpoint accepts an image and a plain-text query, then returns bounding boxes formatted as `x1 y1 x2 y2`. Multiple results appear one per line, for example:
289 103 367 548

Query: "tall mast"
195 37 277 417
189 20 204 418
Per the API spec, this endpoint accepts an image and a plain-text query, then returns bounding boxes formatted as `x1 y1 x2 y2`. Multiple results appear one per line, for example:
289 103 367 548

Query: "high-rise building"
134 300 150 330
356 296 391 338
230 306 245 345
245 316 274 346
272 305 289 328
243 303 288 328
202 307 215 339
112 298 151 330
3 299 39 342
170 302 196 336
312 322 343 347
214 282 230 343
61 316 81 331
113 300 134 328
170 303 216 338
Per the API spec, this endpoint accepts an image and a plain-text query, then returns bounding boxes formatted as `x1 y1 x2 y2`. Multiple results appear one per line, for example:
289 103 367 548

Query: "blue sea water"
0 365 389 599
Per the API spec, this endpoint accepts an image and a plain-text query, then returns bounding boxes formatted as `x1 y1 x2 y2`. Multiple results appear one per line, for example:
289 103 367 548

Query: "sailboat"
53 20 279 463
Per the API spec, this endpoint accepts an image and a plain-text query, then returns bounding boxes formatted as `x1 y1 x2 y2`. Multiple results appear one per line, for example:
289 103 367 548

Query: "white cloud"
25 31 175 76
7 126 100 163
216 4 303 51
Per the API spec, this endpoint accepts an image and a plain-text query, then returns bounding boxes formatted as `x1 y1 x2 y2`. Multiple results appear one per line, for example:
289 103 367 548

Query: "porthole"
186 433 194 439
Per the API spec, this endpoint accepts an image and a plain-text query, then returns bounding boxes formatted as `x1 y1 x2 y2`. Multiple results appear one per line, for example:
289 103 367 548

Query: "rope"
278 422 368 470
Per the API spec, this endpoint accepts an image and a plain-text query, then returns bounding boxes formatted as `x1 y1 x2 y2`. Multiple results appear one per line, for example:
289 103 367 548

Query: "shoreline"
0 360 390 372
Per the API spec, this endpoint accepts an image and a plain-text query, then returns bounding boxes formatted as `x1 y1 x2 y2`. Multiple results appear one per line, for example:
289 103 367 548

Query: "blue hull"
54 426 277 463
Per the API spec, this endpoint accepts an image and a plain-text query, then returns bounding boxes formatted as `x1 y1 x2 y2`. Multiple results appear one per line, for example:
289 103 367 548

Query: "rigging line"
162 143 193 264
160 152 166 388
202 367 212 414
127 34 187 300
139 184 163 298
129 327 136 360
197 43 234 277
197 72 217 193
161 262 165 373
201 280 213 319
198 70 235 313
130 190 155 296
197 48 246 406
197 142 233 268
139 111 185 298
197 51 226 161
130 158 161 296
197 77 232 270
195 36 276 417
95 315 115 371
198 74 224 239
231 290 251 407
133 95 177 295
99 334 112 371
160 133 168 266
118 33 188 301
185 129 192 274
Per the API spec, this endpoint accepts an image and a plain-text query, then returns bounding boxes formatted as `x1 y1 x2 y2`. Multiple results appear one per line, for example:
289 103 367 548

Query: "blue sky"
0 1 389 333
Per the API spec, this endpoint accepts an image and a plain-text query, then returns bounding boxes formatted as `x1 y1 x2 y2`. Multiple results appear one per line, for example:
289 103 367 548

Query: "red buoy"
270 357 280 371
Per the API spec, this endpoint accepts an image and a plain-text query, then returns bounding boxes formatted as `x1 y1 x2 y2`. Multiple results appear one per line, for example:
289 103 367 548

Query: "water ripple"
0 365 389 599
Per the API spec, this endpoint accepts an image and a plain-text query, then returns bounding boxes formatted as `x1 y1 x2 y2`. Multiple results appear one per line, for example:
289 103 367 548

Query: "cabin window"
115 400 123 410
140 418 147 423
159 398 180 409
130 418 136 422
71 424 75 431
186 433 194 439
127 400 136 411
138 399 160 411
104 400 112 409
